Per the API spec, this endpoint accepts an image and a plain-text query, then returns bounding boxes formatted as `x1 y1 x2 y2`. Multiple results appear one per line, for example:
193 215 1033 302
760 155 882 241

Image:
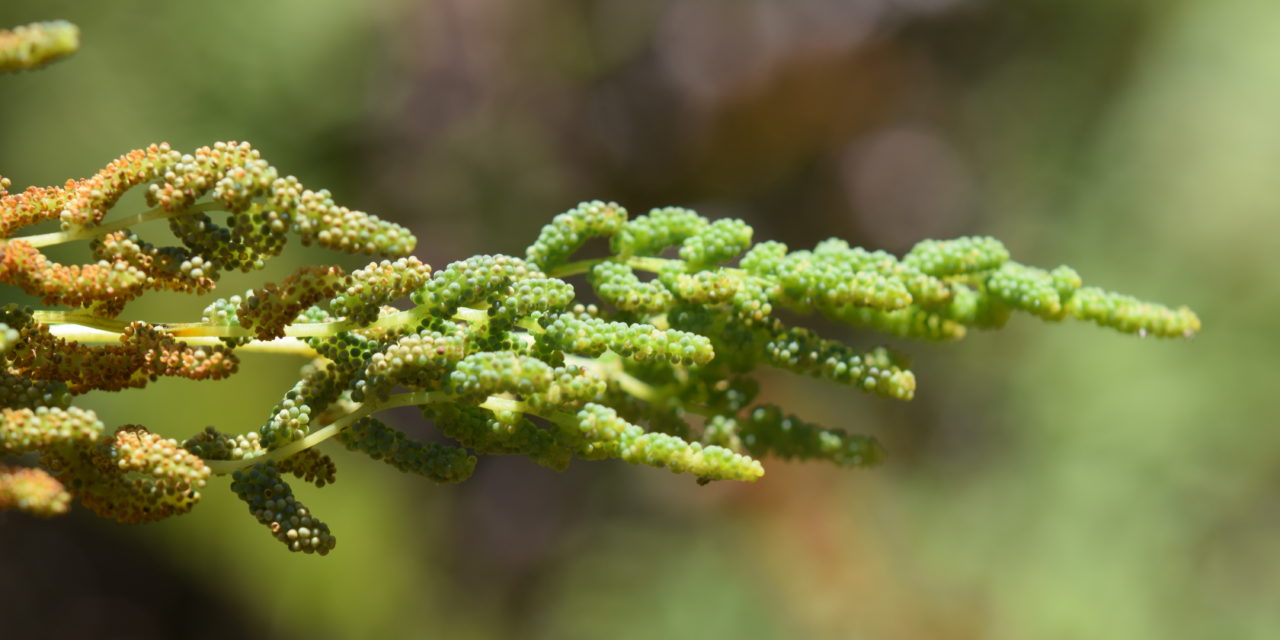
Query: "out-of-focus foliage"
0 1 1271 640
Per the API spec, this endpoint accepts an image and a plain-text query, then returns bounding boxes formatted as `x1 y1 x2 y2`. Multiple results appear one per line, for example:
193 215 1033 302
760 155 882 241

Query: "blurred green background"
1 1 1275 638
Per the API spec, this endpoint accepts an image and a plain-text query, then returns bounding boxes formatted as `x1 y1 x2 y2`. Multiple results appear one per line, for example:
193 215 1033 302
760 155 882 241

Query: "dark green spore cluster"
230 462 336 555
338 417 474 483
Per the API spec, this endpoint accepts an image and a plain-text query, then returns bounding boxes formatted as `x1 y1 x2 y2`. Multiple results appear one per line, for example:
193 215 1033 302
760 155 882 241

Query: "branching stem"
11 201 223 248
203 390 575 475
203 390 439 475
564 353 659 402
549 255 735 279
46 323 321 356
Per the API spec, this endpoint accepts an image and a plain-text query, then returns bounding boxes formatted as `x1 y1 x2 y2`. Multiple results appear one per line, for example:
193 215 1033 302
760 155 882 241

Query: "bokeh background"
1 1 1276 638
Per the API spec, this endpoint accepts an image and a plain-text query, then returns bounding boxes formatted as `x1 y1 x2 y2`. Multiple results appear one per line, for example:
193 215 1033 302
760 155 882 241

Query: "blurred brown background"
1 1 1275 638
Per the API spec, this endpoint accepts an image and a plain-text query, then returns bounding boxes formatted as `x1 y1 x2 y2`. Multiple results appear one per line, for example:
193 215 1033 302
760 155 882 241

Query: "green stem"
34 303 442 344
30 253 687 343
564 352 718 418
13 202 222 248
33 310 132 333
549 255 688 278
169 307 430 339
202 390 573 475
564 353 659 403
627 256 680 274
548 257 608 278
198 348 710 475
45 323 321 356
203 390 442 475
